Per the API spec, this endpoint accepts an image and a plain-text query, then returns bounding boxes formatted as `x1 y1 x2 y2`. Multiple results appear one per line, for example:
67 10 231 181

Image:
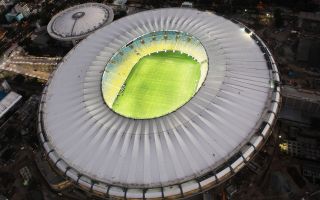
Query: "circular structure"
47 3 114 41
102 31 208 119
39 9 281 199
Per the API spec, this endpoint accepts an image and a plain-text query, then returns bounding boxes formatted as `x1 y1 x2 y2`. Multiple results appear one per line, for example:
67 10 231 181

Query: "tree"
274 9 283 28
13 75 25 85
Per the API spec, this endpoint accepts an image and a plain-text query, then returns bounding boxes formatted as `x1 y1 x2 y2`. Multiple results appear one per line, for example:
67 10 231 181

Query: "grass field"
112 51 200 119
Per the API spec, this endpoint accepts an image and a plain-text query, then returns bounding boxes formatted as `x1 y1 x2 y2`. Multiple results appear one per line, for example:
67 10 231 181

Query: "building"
14 3 31 18
0 28 6 40
16 95 39 136
0 91 22 119
1 80 10 92
0 0 16 9
279 86 320 162
280 86 320 124
4 2 33 23
35 152 71 191
284 137 320 161
302 162 320 185
19 166 32 186
15 12 23 21
5 12 16 22
0 195 8 200
47 3 114 43
298 12 320 33
296 38 320 68
113 0 127 6
181 2 193 8
38 8 280 199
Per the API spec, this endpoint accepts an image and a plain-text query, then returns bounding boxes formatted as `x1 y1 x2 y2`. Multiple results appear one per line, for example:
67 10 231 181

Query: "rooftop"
0 91 22 118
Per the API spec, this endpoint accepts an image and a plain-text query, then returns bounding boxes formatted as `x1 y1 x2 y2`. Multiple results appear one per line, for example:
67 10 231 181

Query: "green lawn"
112 51 200 119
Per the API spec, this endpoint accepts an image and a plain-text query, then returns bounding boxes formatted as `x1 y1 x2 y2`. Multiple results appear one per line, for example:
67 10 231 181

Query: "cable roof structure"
47 3 114 41
39 8 281 199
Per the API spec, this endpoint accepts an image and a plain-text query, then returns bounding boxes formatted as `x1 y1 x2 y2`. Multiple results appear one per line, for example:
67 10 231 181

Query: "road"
0 49 62 80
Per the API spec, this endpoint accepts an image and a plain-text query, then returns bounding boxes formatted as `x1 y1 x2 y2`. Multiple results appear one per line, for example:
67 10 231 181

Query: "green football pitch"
112 51 201 119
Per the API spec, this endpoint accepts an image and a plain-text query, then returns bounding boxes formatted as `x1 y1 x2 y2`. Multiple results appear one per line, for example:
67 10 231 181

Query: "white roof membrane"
47 3 114 41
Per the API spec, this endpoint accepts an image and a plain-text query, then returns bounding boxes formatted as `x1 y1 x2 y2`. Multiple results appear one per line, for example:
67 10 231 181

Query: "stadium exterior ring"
47 3 114 41
39 8 281 199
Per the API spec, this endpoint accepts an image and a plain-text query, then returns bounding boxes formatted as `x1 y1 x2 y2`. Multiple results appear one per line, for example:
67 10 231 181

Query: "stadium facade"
47 3 114 42
39 8 281 199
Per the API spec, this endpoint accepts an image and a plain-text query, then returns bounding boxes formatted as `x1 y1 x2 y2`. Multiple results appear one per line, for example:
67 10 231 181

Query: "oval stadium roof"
47 3 114 41
39 8 281 199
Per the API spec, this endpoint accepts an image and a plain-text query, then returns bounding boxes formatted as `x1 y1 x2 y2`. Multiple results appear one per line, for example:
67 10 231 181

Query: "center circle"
101 31 208 119
72 11 85 19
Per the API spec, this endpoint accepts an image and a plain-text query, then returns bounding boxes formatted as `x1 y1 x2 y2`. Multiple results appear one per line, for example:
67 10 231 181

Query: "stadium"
47 3 114 42
38 8 281 199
